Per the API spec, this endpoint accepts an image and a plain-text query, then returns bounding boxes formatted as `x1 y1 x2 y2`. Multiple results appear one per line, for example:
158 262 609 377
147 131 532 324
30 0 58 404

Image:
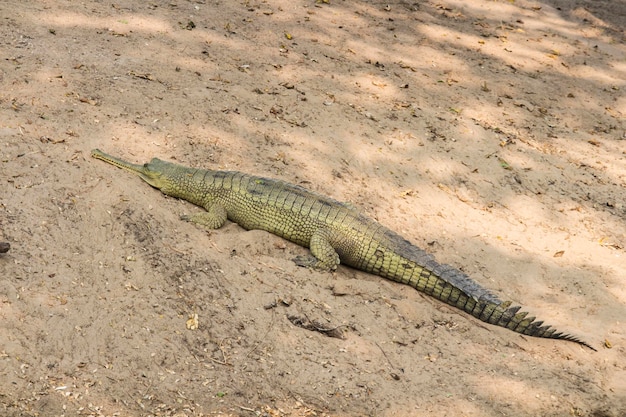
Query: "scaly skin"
91 149 595 350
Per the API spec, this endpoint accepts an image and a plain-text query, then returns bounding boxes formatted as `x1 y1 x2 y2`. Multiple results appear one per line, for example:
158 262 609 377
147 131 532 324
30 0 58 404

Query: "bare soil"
1 0 625 416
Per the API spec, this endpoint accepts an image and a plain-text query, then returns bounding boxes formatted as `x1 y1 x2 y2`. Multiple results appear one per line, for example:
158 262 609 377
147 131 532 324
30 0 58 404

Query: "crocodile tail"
426 268 596 350
477 301 597 350
385 239 595 350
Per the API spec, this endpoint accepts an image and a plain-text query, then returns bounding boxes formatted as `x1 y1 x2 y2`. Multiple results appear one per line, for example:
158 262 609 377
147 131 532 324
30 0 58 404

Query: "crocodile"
91 148 594 350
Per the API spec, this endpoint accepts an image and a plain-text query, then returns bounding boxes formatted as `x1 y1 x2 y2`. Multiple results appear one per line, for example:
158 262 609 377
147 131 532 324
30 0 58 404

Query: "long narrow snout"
91 149 166 188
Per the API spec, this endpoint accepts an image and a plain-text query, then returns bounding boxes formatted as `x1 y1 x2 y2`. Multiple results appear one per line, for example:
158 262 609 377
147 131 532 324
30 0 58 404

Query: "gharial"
91 148 595 350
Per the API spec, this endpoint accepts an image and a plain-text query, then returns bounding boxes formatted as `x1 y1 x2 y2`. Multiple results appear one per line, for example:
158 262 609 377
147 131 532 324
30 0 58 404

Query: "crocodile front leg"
181 204 228 229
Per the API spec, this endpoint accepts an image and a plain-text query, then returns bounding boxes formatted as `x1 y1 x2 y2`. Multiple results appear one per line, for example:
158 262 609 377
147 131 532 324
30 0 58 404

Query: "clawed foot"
292 255 336 272
179 210 227 229
293 254 317 268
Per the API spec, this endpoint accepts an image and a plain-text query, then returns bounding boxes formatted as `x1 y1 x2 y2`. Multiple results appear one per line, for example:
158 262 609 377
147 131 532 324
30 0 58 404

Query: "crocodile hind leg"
181 204 228 229
293 229 340 271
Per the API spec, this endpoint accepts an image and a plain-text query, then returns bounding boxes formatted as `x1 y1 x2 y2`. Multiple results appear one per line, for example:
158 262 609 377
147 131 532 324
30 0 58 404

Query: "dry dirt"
1 0 625 416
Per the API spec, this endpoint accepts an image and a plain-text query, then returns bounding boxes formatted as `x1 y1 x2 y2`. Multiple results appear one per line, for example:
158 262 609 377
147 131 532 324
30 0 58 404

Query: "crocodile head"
92 149 181 192
139 158 176 188
130 158 203 201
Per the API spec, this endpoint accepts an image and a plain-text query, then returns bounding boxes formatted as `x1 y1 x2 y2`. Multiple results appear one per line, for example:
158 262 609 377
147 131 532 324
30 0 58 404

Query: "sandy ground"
1 0 625 416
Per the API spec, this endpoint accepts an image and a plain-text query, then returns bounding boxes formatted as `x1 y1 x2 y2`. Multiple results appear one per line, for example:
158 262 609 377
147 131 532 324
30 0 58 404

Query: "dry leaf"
498 157 512 170
186 313 199 330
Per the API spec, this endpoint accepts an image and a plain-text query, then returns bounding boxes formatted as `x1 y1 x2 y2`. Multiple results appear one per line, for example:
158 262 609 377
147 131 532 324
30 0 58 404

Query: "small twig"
208 356 231 366
237 405 258 414
217 338 232 364
376 341 398 370
163 243 186 255
245 309 275 358
287 313 347 339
